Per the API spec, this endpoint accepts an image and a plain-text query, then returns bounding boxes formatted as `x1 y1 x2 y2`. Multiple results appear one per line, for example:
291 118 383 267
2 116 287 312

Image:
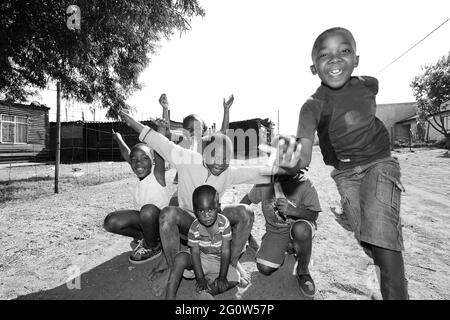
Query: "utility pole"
55 82 61 193
277 109 280 134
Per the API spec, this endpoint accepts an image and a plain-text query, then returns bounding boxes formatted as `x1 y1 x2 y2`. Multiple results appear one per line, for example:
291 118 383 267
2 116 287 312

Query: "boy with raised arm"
120 109 273 296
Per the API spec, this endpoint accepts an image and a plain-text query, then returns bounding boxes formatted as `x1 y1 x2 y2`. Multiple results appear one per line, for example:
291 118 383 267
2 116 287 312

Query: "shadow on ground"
17 249 309 300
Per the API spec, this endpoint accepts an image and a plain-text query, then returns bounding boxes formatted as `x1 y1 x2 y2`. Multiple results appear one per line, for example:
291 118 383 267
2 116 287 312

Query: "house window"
0 114 28 144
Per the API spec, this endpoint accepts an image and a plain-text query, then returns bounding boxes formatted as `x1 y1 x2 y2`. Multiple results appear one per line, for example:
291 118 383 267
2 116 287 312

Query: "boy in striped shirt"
165 185 240 300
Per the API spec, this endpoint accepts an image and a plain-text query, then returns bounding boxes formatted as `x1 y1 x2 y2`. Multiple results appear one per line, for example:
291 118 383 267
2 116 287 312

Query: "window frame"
0 114 29 144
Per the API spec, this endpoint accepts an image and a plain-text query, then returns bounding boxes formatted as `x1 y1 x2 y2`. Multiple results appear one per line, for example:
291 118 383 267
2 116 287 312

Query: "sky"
39 0 450 135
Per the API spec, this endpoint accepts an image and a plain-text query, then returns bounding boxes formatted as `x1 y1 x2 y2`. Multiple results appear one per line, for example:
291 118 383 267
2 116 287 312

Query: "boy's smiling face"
129 145 152 180
311 30 359 89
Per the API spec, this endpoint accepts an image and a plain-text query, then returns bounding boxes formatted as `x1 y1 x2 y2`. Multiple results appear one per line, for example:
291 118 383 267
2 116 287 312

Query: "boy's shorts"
331 156 404 252
182 251 240 283
256 220 316 269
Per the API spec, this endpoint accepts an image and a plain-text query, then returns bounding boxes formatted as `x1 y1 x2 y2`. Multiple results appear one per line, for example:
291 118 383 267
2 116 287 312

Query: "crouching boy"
165 185 240 300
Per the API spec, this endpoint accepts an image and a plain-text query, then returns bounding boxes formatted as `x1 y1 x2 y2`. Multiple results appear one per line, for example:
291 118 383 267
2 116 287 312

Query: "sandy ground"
0 146 449 300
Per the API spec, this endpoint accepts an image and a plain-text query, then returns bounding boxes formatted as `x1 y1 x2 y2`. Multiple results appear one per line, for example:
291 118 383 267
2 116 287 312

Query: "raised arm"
220 94 234 133
159 93 170 121
112 130 131 163
120 110 188 167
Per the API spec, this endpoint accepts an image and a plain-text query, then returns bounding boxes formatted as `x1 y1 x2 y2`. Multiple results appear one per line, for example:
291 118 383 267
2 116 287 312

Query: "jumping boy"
120 110 274 296
276 27 408 299
165 185 240 300
104 132 170 264
241 135 321 297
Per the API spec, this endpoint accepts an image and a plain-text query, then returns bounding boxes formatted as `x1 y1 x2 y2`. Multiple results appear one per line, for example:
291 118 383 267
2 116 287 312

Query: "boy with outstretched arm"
120 110 275 296
165 185 240 300
277 27 408 299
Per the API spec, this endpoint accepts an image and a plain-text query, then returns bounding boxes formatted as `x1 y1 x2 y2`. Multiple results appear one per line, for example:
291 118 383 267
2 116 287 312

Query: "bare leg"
369 243 408 300
221 204 254 267
139 204 161 248
165 252 192 300
150 206 194 296
159 206 194 269
290 221 313 275
104 210 142 239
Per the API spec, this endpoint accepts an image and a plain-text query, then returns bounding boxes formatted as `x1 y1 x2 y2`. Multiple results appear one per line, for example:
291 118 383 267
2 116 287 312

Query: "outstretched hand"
258 137 302 176
223 94 234 110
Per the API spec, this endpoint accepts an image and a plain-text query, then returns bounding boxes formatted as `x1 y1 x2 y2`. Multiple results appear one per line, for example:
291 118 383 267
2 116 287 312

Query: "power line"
376 18 450 75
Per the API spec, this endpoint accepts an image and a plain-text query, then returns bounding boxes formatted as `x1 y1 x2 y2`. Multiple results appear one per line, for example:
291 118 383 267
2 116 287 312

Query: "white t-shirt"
133 172 170 210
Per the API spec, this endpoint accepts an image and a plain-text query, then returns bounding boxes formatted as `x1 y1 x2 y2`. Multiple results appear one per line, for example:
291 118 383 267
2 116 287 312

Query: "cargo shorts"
331 156 405 252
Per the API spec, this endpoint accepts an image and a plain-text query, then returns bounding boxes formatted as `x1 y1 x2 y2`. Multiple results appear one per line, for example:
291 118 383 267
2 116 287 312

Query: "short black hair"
183 114 207 133
192 185 219 211
130 142 151 155
311 27 356 60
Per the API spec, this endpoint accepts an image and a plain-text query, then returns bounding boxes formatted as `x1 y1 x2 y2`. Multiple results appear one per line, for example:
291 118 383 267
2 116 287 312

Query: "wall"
0 103 49 161
376 102 417 142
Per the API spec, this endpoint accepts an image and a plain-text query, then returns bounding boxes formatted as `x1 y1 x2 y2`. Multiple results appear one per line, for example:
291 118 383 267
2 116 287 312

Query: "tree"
411 52 450 149
0 0 204 118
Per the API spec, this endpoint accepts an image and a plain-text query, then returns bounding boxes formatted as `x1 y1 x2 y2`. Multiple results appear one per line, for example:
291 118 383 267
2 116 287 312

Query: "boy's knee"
291 221 312 242
235 204 254 227
257 263 277 276
104 213 118 233
159 206 178 229
174 251 190 266
140 204 160 222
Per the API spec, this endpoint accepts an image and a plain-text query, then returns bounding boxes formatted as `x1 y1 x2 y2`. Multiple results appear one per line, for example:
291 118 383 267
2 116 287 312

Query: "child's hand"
111 129 122 142
213 277 229 293
159 93 169 109
278 137 302 169
223 94 234 110
118 110 133 126
195 277 210 292
274 198 290 214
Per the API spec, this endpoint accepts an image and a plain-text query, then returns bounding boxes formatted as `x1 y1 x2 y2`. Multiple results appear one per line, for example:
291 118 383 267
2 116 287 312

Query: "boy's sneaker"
130 238 140 250
296 273 316 298
129 240 162 264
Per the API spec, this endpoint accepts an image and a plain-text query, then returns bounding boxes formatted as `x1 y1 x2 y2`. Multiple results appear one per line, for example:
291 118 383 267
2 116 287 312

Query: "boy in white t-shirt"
104 132 170 264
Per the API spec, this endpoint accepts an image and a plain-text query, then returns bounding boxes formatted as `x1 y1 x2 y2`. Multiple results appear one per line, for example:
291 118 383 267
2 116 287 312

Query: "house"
395 102 450 143
375 102 417 144
0 101 50 163
227 118 274 159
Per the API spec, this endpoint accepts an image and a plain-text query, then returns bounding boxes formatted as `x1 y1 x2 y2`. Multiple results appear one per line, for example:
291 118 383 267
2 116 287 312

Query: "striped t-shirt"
187 213 232 259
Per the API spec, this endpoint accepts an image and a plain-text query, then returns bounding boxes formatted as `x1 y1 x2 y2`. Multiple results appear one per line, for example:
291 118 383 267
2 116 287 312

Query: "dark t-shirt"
248 176 322 233
297 76 391 170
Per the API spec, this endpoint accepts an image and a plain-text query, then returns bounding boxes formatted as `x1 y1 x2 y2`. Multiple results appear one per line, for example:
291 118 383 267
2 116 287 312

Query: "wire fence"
0 121 139 204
